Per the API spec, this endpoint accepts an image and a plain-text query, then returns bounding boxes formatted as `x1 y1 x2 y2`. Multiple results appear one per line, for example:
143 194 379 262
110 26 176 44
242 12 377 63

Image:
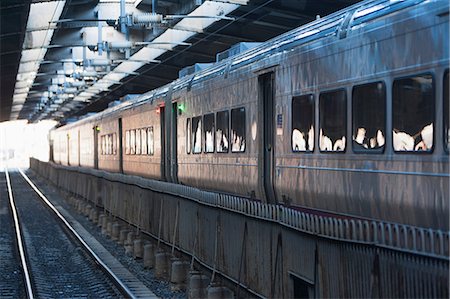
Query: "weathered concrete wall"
31 159 449 298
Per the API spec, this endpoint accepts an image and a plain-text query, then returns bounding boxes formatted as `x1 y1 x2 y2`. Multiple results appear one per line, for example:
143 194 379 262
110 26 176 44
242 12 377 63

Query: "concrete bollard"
101 217 109 235
98 214 106 228
76 199 84 212
125 232 136 256
207 285 234 299
77 201 84 213
170 259 189 291
106 221 113 237
143 243 155 269
155 251 170 280
85 205 92 217
188 272 209 299
133 239 143 259
90 209 98 224
119 229 129 245
111 223 120 241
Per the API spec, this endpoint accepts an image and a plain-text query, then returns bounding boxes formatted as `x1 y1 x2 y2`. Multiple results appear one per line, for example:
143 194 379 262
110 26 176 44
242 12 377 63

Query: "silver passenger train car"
51 0 449 231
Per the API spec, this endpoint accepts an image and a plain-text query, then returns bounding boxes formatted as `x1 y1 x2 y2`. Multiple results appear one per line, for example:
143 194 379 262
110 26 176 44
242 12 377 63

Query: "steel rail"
5 168 34 299
17 168 137 299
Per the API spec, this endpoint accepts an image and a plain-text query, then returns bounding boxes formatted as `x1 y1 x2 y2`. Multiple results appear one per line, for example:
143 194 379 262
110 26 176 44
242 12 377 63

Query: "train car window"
319 90 346 152
136 129 141 155
216 110 229 153
125 130 130 155
204 113 215 153
101 135 105 155
107 135 111 155
113 133 117 155
186 119 191 154
106 135 109 155
292 94 314 152
352 82 386 153
444 71 449 152
105 135 109 155
393 74 434 153
192 116 202 154
231 107 246 152
147 127 154 155
105 135 108 155
109 134 113 155
130 129 136 155
141 128 147 155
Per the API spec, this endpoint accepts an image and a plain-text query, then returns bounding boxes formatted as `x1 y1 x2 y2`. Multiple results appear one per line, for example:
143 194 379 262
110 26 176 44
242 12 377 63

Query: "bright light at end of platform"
0 120 57 170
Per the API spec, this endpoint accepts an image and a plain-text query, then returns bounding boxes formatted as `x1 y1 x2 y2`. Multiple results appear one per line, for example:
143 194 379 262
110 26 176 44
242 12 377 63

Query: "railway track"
0 171 25 298
2 168 143 298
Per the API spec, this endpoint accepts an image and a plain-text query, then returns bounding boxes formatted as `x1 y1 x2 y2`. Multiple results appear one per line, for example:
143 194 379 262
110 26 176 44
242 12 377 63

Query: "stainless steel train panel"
78 123 95 168
175 71 261 199
270 0 449 229
68 129 79 166
97 119 120 173
121 101 164 180
48 0 449 232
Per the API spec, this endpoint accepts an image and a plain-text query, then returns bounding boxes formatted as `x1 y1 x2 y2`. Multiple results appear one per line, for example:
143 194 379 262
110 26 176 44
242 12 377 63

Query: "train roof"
56 0 437 131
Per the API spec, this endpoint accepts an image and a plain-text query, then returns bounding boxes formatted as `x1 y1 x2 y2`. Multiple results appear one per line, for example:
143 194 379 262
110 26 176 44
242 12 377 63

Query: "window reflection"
147 127 154 155
319 90 346 152
186 119 191 154
393 75 434 152
136 129 141 155
192 116 202 154
352 82 386 152
204 113 215 153
130 130 135 155
216 110 229 153
292 94 314 152
231 107 246 152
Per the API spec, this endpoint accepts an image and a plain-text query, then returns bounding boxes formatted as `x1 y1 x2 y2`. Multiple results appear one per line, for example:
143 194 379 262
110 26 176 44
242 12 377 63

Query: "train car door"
170 102 178 183
78 130 81 166
49 135 54 162
67 133 70 166
259 72 276 204
93 125 99 169
118 118 123 173
160 106 166 180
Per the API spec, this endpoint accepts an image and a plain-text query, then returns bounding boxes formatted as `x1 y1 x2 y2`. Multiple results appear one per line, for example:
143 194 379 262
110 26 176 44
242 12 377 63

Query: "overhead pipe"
98 21 103 56
120 0 127 36
119 0 131 58
152 0 157 34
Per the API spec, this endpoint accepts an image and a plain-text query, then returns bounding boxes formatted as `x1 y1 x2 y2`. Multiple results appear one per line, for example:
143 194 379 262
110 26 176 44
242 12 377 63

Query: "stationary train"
50 0 449 231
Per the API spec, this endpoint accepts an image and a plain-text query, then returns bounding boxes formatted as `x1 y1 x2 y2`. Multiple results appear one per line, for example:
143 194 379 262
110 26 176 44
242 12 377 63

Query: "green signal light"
177 103 185 112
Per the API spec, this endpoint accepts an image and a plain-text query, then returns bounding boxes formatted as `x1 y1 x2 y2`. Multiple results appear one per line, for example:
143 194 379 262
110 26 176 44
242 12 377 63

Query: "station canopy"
0 0 359 124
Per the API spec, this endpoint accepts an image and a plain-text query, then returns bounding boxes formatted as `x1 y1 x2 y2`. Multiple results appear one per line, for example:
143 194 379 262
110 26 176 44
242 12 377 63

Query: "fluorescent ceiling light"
216 0 249 4
114 61 145 73
27 2 65 30
18 61 39 73
99 0 136 3
15 81 32 89
20 49 42 62
174 1 239 32
11 0 66 119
